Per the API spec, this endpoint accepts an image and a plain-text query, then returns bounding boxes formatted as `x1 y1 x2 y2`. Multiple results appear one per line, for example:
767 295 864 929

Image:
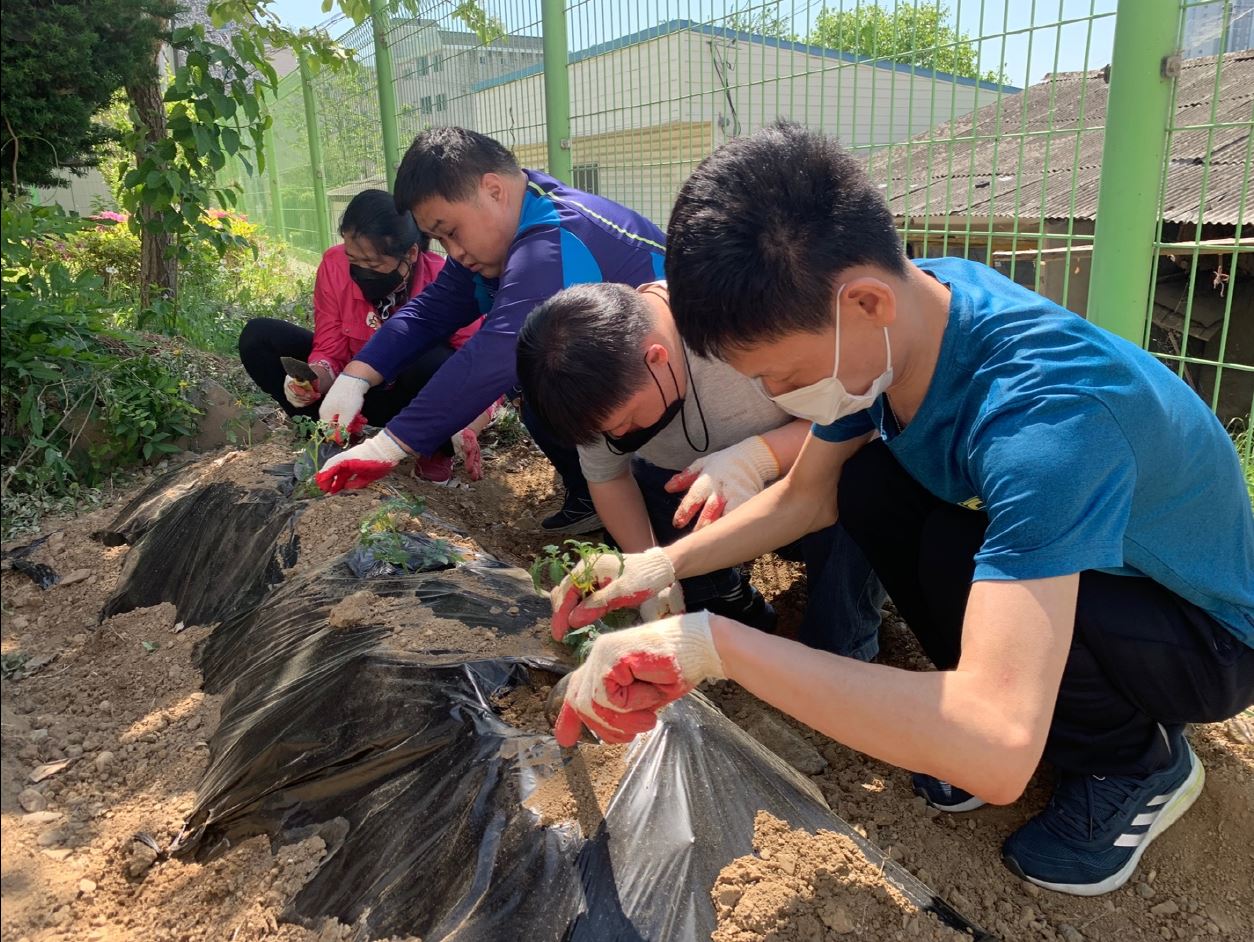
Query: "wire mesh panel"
383 2 548 163
270 69 320 255
231 0 1251 431
311 17 390 230
1147 0 1253 428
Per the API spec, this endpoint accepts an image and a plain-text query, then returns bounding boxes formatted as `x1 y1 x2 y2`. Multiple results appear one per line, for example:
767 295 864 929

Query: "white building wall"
472 26 995 225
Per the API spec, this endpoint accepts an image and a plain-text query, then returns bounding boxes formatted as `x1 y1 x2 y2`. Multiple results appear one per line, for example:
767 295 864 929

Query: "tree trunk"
126 33 176 311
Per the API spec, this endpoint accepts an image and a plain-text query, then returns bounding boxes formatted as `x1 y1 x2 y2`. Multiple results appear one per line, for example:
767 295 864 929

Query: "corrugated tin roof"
864 51 1253 226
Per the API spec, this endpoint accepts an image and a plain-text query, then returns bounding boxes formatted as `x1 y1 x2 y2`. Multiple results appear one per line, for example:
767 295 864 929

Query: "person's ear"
644 342 669 368
843 276 898 327
404 244 420 264
481 172 505 205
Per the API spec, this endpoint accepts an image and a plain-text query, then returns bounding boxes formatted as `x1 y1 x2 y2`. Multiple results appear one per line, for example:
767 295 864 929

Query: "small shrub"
33 207 313 356
1 198 201 534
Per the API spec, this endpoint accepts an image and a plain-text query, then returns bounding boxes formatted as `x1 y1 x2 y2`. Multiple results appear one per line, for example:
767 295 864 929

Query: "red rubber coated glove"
550 546 684 640
553 612 725 747
665 435 779 531
283 375 321 408
315 430 407 494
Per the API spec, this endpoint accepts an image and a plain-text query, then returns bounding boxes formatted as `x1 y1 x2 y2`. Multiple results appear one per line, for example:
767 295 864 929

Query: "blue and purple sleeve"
384 231 566 455
353 259 481 382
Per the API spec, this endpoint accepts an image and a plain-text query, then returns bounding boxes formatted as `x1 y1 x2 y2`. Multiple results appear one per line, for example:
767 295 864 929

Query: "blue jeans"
632 460 885 660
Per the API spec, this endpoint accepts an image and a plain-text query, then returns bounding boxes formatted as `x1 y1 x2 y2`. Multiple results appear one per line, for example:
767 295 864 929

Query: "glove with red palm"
552 611 725 747
550 546 684 640
664 435 779 530
315 429 407 494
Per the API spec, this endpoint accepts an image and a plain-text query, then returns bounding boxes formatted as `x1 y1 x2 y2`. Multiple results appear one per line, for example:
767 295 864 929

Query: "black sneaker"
1001 728 1204 896
912 774 988 812
702 582 778 633
540 494 603 535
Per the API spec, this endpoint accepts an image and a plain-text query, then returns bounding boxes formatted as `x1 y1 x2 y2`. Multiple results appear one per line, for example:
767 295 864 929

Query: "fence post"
1087 0 1180 343
540 0 573 183
370 0 402 189
299 53 334 251
263 109 286 242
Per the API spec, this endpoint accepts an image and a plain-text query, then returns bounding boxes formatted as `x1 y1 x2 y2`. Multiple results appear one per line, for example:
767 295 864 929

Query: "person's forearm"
589 476 656 553
759 420 810 475
342 360 383 386
665 475 821 577
665 431 868 579
708 616 1036 803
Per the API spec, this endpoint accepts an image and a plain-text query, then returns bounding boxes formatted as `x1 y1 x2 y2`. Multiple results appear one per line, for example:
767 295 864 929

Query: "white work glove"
314 430 407 494
665 434 780 530
550 546 684 639
553 611 725 746
318 373 370 435
283 374 321 408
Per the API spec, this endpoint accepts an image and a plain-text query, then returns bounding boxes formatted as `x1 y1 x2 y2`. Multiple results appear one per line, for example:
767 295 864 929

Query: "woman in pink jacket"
239 189 486 481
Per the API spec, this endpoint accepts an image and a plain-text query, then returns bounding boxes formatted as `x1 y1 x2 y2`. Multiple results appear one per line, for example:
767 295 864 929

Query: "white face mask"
767 285 894 425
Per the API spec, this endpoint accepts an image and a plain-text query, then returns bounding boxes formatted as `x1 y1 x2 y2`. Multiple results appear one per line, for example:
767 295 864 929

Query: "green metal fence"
240 0 1253 431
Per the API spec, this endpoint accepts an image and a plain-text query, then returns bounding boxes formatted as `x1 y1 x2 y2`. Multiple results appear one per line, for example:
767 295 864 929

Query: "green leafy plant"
1 198 200 533
290 415 337 497
482 401 527 450
1230 416 1254 508
530 540 629 661
530 540 624 596
355 497 461 571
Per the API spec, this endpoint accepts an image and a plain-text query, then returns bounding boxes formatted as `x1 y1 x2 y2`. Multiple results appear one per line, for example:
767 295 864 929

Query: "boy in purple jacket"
314 128 666 533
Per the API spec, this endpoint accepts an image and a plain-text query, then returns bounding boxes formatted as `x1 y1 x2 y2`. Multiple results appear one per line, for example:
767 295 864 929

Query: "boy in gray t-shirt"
516 281 883 657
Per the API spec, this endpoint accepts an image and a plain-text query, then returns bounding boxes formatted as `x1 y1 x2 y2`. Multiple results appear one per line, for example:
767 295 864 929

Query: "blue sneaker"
1002 729 1205 896
911 774 987 812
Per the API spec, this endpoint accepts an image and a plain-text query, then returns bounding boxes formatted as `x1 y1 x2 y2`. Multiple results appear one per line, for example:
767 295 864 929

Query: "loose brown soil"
712 811 969 941
522 742 630 832
3 433 1251 941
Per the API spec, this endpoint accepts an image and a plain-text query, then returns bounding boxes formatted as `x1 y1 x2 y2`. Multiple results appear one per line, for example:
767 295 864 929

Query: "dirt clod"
328 589 376 629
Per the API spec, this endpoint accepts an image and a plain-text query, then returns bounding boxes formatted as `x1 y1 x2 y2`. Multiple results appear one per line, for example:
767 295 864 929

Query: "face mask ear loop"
831 282 846 383
606 354 672 456
675 344 709 453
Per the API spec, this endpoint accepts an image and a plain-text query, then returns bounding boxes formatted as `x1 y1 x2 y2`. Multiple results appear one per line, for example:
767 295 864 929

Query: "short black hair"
517 284 654 446
394 126 521 211
665 121 907 359
339 188 428 255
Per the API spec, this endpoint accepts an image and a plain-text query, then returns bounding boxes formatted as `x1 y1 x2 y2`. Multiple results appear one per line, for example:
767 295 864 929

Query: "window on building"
432 53 443 72
417 55 429 76
420 95 433 115
572 163 600 195
435 94 447 113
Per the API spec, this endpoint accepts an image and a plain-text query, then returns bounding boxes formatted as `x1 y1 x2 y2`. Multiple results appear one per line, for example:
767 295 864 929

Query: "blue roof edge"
469 18 1020 95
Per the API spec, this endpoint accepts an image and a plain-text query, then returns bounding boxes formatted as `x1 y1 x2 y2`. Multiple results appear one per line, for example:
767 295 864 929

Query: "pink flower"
91 210 129 224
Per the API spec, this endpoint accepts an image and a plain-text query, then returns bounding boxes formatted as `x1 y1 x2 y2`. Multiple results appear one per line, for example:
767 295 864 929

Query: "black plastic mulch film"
84 457 991 941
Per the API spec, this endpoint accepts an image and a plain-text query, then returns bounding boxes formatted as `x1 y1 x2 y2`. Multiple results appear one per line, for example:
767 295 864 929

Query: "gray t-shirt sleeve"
578 440 633 483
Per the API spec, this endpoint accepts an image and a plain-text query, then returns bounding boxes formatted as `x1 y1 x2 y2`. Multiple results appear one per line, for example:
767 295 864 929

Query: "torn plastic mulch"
160 498 991 941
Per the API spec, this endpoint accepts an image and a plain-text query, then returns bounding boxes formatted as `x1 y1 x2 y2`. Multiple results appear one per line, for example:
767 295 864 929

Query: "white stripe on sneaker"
1027 744 1205 897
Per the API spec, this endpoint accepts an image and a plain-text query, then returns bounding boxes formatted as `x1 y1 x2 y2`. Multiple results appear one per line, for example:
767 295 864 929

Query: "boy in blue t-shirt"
544 123 1254 896
311 128 666 533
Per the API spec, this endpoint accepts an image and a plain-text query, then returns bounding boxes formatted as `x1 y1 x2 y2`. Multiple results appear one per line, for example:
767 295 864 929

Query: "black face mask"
349 261 409 302
604 356 689 455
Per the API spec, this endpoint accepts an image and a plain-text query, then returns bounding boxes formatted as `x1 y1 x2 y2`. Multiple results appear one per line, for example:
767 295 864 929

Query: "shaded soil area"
2 432 1251 941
